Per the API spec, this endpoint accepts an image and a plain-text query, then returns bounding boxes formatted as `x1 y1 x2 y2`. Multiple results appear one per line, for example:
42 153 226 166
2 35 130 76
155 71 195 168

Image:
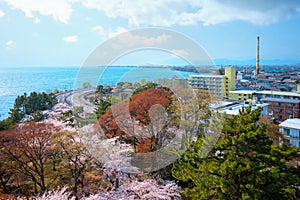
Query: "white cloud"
82 0 300 26
4 0 75 23
92 25 105 36
5 40 16 50
110 28 171 47
63 35 78 43
4 0 300 26
108 26 128 38
34 17 40 23
0 10 5 17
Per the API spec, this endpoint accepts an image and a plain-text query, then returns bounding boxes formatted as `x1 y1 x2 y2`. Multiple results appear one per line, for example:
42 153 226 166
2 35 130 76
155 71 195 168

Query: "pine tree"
94 96 111 118
172 106 300 199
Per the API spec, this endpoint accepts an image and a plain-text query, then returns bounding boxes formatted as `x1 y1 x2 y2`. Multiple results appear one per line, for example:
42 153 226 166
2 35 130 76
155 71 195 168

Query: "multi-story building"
279 118 300 147
229 90 300 101
261 98 300 121
188 66 236 99
229 90 300 121
229 90 256 101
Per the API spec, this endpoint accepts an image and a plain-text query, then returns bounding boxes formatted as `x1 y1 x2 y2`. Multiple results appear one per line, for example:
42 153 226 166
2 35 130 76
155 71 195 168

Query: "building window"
284 128 290 136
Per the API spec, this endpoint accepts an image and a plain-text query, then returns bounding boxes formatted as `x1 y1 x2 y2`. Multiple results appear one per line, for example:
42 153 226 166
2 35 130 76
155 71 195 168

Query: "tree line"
0 92 57 130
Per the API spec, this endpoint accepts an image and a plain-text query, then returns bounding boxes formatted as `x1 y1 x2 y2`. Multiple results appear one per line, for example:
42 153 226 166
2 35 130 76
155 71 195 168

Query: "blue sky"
0 0 300 67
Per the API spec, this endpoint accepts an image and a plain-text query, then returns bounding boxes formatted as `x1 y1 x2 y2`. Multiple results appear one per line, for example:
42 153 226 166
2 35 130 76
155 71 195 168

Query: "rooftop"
229 90 256 95
189 74 225 78
279 118 300 130
256 90 300 97
210 101 239 110
261 98 300 103
216 101 268 116
229 90 300 97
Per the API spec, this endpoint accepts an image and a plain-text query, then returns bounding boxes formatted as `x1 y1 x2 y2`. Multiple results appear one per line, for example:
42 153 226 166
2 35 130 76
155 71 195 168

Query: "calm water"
0 66 195 120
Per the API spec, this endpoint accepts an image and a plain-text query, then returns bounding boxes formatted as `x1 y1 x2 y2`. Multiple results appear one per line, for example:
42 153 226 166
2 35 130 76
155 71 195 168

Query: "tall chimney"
256 36 260 76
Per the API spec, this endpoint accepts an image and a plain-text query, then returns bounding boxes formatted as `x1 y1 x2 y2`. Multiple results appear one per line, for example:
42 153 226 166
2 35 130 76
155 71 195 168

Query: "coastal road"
56 89 96 114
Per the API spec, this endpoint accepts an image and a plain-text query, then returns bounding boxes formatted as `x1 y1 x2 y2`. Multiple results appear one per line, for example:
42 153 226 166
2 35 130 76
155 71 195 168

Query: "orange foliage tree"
99 88 174 152
129 88 172 125
98 102 128 138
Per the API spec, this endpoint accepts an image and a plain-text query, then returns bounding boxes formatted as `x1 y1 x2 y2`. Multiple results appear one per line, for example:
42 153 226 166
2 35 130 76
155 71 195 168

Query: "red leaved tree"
99 88 174 152
0 122 61 193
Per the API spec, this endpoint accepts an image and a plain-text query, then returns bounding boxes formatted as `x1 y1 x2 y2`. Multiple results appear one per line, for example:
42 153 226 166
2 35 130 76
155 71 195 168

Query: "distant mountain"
214 58 300 66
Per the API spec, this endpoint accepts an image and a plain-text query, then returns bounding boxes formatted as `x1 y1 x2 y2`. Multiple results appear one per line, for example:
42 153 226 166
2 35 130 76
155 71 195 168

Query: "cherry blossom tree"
19 179 181 200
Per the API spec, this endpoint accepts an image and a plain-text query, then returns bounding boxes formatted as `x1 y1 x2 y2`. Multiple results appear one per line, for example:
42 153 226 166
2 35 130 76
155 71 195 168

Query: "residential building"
188 66 236 99
261 98 300 121
280 118 300 148
229 90 300 101
255 90 300 100
236 71 244 80
229 90 256 101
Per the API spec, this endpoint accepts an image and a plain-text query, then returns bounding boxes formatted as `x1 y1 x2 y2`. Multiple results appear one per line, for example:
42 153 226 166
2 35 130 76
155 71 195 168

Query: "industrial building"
188 66 236 99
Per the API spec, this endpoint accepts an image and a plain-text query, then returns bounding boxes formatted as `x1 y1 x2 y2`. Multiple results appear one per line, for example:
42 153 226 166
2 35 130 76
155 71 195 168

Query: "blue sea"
0 66 195 120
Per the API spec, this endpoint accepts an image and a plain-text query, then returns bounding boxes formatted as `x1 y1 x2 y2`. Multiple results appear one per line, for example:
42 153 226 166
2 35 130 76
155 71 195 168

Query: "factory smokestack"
256 36 260 76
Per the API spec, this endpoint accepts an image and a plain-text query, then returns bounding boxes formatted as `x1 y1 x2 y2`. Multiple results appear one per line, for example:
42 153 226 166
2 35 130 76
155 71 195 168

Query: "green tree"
58 110 76 127
30 110 45 122
172 107 300 200
94 96 111 119
53 88 59 94
8 92 56 123
0 117 16 130
131 82 158 96
103 85 113 94
82 81 92 89
96 84 104 93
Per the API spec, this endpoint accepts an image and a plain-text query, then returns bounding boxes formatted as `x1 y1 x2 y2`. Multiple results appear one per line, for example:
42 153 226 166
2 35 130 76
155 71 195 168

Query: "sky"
0 0 300 67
